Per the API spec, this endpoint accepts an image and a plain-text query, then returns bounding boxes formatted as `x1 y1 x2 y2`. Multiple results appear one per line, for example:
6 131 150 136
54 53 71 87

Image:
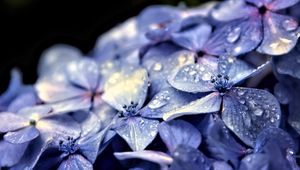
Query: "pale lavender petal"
0 112 29 133
58 154 93 170
4 126 39 144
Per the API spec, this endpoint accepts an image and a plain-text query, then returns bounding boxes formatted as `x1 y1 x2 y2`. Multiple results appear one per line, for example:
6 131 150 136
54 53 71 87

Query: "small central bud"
29 119 36 126
120 101 139 117
211 74 231 95
58 136 79 155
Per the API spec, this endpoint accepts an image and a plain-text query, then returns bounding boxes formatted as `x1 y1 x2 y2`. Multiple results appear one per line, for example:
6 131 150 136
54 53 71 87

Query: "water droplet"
237 89 245 96
270 117 275 123
239 99 246 104
152 62 163 71
254 108 263 116
283 19 298 31
226 27 241 43
178 55 187 65
202 73 211 81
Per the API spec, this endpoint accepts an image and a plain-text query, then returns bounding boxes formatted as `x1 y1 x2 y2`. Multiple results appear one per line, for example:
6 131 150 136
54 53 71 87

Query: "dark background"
0 0 206 92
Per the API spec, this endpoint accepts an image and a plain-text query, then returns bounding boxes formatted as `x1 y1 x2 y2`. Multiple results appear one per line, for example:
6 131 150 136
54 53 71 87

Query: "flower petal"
0 112 29 133
114 150 173 167
66 58 101 91
257 12 299 55
158 120 201 152
115 117 159 151
163 92 222 121
58 154 93 170
265 0 300 11
168 64 216 93
239 153 270 170
141 87 200 118
4 126 39 144
7 92 39 113
205 15 262 56
222 87 281 147
0 141 28 167
103 68 148 112
273 49 300 79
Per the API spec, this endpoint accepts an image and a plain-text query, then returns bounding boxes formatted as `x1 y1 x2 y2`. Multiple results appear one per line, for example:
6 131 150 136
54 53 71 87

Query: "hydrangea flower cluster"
1 0 300 169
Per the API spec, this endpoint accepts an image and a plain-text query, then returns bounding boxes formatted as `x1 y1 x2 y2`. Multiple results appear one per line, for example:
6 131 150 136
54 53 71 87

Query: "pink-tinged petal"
4 126 39 144
163 92 222 121
58 154 93 170
35 80 86 103
115 117 159 151
0 112 29 133
257 12 300 55
114 150 173 167
158 120 201 152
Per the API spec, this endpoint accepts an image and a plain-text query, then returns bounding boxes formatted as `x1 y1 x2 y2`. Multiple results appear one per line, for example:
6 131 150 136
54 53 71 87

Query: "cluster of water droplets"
176 64 212 84
148 90 170 109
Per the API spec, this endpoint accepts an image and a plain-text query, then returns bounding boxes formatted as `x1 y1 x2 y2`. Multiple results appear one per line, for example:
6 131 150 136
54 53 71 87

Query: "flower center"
258 6 267 15
211 74 231 95
120 101 139 117
58 136 79 155
29 119 36 126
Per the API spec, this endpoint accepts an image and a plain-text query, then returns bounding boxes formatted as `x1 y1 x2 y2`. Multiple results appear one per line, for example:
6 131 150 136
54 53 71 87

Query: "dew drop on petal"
226 27 241 43
152 62 163 72
282 18 298 32
254 108 263 116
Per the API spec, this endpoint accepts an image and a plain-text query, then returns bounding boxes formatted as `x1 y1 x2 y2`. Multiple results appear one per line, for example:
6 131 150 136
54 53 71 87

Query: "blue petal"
0 140 28 167
239 153 270 170
115 117 159 151
212 161 233 170
0 112 28 133
202 115 246 168
7 92 39 113
140 87 200 118
4 126 39 144
158 120 201 152
10 136 50 170
257 12 300 55
93 102 117 130
255 127 296 153
47 97 91 114
66 58 101 91
171 21 212 52
73 112 101 136
114 151 173 167
274 83 292 104
205 15 262 56
168 63 216 93
58 154 93 170
273 49 300 79
37 115 81 140
38 44 81 76
142 44 195 95
288 85 300 134
163 92 222 121
211 1 256 21
222 87 281 147
102 68 149 112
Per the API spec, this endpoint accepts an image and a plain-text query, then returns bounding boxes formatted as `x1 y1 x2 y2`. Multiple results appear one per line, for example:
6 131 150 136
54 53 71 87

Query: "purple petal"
47 97 91 114
239 153 270 170
7 92 39 113
168 64 216 93
58 154 93 170
114 151 173 167
66 58 100 91
18 105 52 120
158 120 201 152
287 85 300 134
205 15 262 56
163 92 222 121
171 22 212 52
102 68 148 112
222 87 281 146
0 140 28 167
212 161 233 170
38 44 81 76
115 117 159 151
0 112 28 133
141 87 200 118
93 102 117 130
257 12 299 55
4 126 39 144
273 49 300 79
274 83 292 104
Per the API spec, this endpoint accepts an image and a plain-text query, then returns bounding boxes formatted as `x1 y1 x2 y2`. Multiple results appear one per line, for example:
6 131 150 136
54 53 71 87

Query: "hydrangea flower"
164 56 281 146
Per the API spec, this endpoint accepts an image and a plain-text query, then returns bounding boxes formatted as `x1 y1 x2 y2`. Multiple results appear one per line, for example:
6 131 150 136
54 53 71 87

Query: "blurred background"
0 0 208 92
